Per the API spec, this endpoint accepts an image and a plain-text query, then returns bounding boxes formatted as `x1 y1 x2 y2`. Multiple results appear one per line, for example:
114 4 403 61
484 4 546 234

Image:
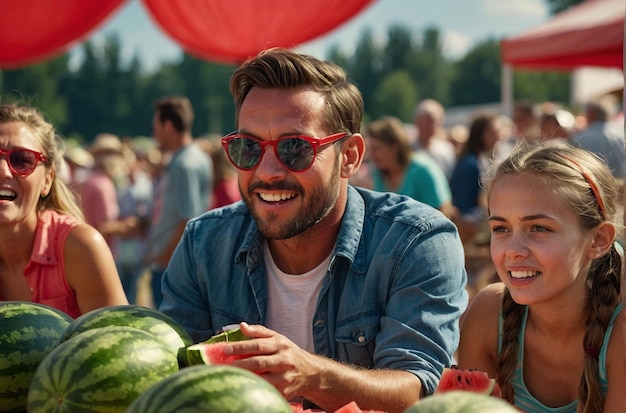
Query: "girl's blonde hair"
0 104 85 221
483 142 622 412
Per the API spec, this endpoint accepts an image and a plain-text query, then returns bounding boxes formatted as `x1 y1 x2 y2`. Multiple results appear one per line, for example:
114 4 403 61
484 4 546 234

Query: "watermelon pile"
28 326 179 413
5 304 509 413
0 301 72 412
55 304 193 363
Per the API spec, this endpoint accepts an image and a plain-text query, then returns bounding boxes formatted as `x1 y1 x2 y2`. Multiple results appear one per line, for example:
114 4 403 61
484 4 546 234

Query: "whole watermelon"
403 391 518 413
126 365 292 413
27 326 178 413
54 304 192 359
0 301 72 412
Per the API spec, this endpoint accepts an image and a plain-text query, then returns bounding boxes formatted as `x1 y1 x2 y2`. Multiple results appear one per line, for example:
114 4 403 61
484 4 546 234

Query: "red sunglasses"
0 147 47 176
221 132 348 172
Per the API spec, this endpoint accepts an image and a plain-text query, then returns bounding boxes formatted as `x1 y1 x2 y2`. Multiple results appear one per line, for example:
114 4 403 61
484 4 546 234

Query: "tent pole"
501 64 513 118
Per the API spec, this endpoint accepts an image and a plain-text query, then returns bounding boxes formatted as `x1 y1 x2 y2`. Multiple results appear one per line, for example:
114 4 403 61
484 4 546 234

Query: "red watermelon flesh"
185 342 252 366
435 366 500 397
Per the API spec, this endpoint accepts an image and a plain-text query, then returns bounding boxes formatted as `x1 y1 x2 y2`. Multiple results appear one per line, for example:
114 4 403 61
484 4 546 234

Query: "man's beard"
242 159 341 240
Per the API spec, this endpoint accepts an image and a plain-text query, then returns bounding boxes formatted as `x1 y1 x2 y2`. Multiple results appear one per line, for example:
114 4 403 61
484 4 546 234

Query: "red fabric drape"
0 0 127 69
0 0 374 69
501 0 624 70
141 0 375 65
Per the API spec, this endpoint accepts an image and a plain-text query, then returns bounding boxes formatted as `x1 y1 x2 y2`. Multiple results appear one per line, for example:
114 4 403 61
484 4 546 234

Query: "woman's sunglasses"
221 132 348 173
0 147 47 176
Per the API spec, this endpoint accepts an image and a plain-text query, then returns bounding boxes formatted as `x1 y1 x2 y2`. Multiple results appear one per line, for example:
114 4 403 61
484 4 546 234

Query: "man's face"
234 87 343 240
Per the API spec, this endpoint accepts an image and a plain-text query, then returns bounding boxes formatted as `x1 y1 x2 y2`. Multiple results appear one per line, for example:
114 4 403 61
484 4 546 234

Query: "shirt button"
358 335 365 343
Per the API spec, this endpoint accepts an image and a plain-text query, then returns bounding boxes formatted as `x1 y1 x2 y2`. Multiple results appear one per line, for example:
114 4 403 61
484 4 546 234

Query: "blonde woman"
0 103 128 317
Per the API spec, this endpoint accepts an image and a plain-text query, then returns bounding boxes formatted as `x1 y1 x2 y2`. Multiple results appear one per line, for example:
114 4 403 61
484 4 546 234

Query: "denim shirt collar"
234 185 367 274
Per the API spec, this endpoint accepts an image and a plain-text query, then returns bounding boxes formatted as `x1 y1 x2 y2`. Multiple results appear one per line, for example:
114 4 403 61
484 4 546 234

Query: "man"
147 96 213 308
160 49 467 413
571 99 625 179
412 99 456 179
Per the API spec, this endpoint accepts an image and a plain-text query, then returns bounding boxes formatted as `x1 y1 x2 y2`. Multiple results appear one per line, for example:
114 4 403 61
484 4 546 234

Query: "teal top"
372 152 451 209
498 303 621 412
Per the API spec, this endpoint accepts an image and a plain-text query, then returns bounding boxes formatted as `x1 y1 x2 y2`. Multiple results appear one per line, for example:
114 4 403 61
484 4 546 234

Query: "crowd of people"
0 47 623 413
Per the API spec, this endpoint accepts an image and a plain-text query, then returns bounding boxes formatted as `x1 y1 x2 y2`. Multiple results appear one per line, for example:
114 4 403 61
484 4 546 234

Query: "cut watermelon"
185 341 252 365
435 366 500 397
333 401 362 413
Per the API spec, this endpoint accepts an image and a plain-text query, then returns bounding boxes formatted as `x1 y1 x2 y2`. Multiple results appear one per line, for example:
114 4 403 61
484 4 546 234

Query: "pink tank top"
22 210 81 318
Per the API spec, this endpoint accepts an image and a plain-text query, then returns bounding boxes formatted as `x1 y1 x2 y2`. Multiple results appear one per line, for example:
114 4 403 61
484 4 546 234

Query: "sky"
71 0 551 72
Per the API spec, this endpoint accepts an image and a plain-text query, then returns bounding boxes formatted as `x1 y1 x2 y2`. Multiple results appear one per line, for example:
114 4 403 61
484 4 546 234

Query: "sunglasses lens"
9 149 38 175
276 138 314 171
227 137 262 170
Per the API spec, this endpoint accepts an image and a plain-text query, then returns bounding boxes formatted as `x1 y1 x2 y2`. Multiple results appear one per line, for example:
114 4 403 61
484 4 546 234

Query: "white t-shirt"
264 242 330 352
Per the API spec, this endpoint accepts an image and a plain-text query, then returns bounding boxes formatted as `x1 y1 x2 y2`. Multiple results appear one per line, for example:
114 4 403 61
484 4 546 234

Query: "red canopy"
501 0 624 70
143 0 375 65
0 0 126 69
0 0 374 69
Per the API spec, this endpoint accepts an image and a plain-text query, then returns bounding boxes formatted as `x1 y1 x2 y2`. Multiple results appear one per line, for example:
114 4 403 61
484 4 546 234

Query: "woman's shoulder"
464 282 505 322
64 220 108 252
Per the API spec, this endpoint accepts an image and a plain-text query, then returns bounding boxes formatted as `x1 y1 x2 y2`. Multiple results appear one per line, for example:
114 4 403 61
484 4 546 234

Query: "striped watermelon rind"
27 325 179 413
404 391 518 412
126 364 292 413
202 327 250 344
0 301 72 412
54 304 193 358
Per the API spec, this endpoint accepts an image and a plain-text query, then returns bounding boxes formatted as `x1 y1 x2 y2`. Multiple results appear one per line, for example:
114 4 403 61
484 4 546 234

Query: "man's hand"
222 322 320 401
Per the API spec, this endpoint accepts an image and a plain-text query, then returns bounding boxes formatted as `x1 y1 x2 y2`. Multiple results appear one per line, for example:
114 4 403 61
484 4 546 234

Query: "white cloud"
483 0 546 17
442 31 472 59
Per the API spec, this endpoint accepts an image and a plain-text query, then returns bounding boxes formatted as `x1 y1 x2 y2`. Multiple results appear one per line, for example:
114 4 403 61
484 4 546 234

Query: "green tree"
448 39 501 106
176 54 236 136
372 70 418 122
1 55 71 129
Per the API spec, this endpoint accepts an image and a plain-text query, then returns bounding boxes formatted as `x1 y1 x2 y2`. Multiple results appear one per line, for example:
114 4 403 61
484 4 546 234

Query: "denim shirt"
160 186 468 395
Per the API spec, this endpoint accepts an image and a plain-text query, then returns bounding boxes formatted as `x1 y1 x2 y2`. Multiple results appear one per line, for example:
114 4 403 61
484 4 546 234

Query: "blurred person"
447 123 469 157
512 99 541 142
412 99 456 179
147 96 213 308
63 144 93 189
0 103 128 317
449 112 507 245
160 48 468 413
540 109 574 142
197 135 241 210
114 141 154 304
77 133 127 252
571 98 625 178
365 116 454 218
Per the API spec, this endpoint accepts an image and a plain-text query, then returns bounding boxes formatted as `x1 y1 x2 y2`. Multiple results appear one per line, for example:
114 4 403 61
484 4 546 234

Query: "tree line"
0 24 570 145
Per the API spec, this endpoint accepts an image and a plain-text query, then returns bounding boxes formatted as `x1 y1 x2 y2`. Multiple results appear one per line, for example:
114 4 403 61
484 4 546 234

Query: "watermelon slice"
435 366 500 397
185 342 252 365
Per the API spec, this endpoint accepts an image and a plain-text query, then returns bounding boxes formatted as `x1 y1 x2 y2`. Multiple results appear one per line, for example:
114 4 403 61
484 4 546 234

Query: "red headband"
560 155 606 218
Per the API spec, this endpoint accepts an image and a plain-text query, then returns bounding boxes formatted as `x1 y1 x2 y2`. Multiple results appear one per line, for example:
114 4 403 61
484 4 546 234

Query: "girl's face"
0 122 53 226
488 173 596 306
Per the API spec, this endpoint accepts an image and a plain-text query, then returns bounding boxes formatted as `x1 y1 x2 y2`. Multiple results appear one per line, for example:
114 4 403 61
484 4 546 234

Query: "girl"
457 142 623 412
